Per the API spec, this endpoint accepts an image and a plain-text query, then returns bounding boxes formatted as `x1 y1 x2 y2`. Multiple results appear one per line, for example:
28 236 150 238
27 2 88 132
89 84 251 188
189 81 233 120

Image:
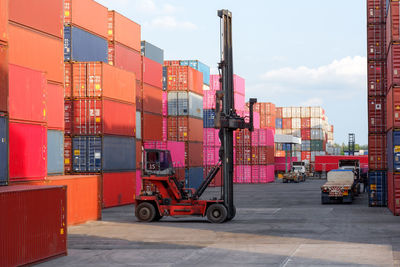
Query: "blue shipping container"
0 116 8 185
180 60 210 85
72 136 102 173
387 129 400 172
47 130 64 175
64 26 108 63
141 41 164 65
103 135 136 172
162 66 167 91
275 118 282 129
185 167 204 189
203 109 216 128
368 171 387 207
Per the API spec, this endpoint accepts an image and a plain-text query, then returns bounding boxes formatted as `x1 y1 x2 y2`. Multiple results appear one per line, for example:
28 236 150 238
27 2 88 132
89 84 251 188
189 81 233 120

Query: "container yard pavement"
40 179 400 267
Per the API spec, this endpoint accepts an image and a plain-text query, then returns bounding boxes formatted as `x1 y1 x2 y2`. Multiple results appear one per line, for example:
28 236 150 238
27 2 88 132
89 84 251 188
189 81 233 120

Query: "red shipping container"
366 0 385 24
301 128 311 140
143 56 162 88
186 142 203 167
0 44 8 113
235 146 251 165
64 63 72 98
0 185 67 267
369 134 387 170
143 83 162 114
282 118 292 129
108 42 142 80
46 83 64 130
143 112 162 141
107 11 141 52
314 155 369 172
64 135 72 173
387 1 400 51
387 44 400 89
72 98 135 136
174 167 186 183
8 24 63 83
64 100 72 134
302 151 311 161
8 64 46 123
9 121 47 180
368 97 386 133
9 0 63 39
164 60 180 66
251 146 259 165
167 116 203 142
275 107 282 118
386 86 400 131
166 66 203 95
64 0 108 38
103 172 136 208
301 118 311 128
0 0 8 43
367 24 385 61
234 129 251 147
136 139 142 169
388 172 400 215
260 114 275 129
136 79 142 110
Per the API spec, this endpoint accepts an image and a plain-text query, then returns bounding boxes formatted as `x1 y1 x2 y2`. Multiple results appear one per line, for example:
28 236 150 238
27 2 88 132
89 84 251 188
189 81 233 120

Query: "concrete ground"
40 179 400 267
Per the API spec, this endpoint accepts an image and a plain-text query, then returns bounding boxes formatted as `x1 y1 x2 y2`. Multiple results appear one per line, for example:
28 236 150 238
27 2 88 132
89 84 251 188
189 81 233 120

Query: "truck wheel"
225 205 236 222
207 204 228 223
135 202 156 222
283 179 287 183
153 212 163 221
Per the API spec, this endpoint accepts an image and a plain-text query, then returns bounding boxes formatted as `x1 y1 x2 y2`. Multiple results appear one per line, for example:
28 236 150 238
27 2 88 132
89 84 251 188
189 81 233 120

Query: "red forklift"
135 10 257 223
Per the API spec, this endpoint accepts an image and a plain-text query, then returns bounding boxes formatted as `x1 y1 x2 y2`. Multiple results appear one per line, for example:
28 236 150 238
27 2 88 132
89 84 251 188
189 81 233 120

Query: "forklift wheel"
207 204 228 223
135 202 156 222
225 205 236 222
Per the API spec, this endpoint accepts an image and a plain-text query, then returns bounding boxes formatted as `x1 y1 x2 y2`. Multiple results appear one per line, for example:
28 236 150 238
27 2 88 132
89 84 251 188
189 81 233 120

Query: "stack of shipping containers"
64 1 138 208
386 0 400 213
164 60 205 189
366 0 388 208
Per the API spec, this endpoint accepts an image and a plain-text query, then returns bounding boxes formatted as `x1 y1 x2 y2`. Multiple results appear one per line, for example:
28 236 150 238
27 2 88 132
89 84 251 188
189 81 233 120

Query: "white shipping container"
167 91 203 119
311 107 323 118
291 107 301 118
301 107 311 118
282 107 292 118
311 129 324 140
136 111 141 139
292 129 301 138
275 129 283 135
282 129 292 135
203 84 210 91
292 118 301 129
311 118 322 129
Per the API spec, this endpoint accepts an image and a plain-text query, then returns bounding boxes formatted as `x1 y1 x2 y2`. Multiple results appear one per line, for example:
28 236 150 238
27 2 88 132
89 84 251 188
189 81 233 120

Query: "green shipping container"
311 140 323 151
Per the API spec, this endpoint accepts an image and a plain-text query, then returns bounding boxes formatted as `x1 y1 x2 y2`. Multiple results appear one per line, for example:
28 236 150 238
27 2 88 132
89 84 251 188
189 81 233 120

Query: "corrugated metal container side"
386 1 399 51
64 100 72 135
367 24 386 68
186 142 203 167
167 116 203 142
386 86 400 130
143 56 162 88
9 23 63 83
0 185 67 267
185 167 204 189
367 0 385 24
142 112 162 141
203 109 216 128
9 64 46 123
301 118 311 128
166 66 203 95
9 0 63 39
103 171 136 208
167 141 186 168
387 44 400 88
0 115 8 185
64 135 72 173
136 111 141 139
47 83 64 130
180 60 210 85
9 121 46 180
103 99 136 136
369 134 387 170
302 129 311 140
141 41 164 65
0 44 8 113
64 26 108 63
368 171 387 207
387 129 400 172
47 130 64 175
108 42 142 81
162 66 167 90
108 11 140 51
168 91 203 119
64 0 108 38
203 90 216 109
136 139 142 169
275 118 282 129
143 83 162 114
311 140 324 151
388 172 400 215
103 135 136 172
72 136 101 173
0 0 8 43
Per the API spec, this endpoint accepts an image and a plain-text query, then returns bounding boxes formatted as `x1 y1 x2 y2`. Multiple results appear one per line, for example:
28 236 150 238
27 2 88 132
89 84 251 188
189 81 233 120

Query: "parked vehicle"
321 169 356 204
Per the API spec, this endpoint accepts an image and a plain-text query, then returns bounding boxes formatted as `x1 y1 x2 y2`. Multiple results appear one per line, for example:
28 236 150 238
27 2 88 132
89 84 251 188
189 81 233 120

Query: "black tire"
153 212 163 221
283 179 287 183
207 204 228 223
135 202 156 222
225 205 236 222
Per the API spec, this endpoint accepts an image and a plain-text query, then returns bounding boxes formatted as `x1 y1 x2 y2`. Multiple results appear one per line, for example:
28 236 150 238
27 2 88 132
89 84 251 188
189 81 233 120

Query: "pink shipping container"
238 111 260 129
274 157 299 172
162 117 167 141
234 92 245 111
143 141 167 150
203 90 216 109
162 91 168 116
167 141 185 168
234 165 251 184
251 129 274 146
136 170 141 197
203 146 219 166
203 128 220 146
210 74 245 95
251 165 275 183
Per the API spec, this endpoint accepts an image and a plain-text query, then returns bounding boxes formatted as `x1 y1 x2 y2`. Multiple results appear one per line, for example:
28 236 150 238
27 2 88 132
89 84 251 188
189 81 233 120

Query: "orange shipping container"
8 23 63 83
142 112 162 141
0 44 7 113
102 172 136 208
167 66 203 95
275 107 282 118
136 139 142 169
9 0 63 39
0 0 8 43
143 83 162 114
47 83 64 130
167 116 203 142
64 0 108 38
108 41 142 80
260 114 275 129
107 11 141 52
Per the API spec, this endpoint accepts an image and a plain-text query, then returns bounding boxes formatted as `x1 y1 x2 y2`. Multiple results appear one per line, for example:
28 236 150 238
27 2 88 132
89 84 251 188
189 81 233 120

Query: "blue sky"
97 0 367 145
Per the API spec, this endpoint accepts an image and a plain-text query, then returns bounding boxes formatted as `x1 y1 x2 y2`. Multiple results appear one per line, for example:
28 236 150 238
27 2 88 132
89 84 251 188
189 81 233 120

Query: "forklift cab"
143 149 174 177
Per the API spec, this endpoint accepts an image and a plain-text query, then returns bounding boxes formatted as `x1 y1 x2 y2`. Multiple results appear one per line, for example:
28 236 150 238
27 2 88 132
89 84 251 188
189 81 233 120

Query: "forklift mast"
217 9 257 220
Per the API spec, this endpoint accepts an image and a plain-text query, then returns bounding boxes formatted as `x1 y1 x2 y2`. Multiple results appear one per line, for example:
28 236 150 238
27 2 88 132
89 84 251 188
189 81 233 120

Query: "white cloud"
135 0 157 13
144 16 197 30
300 97 324 106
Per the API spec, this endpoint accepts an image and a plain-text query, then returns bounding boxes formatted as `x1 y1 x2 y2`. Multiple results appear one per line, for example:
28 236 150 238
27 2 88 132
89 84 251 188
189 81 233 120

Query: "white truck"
321 169 355 204
282 161 307 183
